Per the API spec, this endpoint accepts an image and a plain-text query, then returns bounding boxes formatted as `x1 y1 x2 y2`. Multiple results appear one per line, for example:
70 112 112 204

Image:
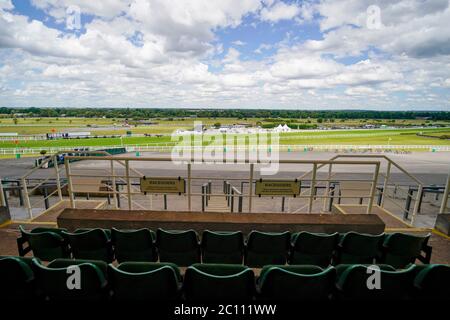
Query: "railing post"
187 163 192 211
21 178 33 219
64 158 75 209
208 180 212 200
308 163 317 213
43 186 49 209
201 185 205 212
281 197 285 212
411 185 423 226
404 187 413 219
323 163 332 211
231 189 234 213
238 194 243 213
110 160 118 209
0 179 5 207
366 162 380 214
125 159 132 210
381 161 391 207
53 154 63 201
248 163 254 213
163 194 168 210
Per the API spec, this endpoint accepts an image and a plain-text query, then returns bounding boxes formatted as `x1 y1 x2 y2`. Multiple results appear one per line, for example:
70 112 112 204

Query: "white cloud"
260 1 300 22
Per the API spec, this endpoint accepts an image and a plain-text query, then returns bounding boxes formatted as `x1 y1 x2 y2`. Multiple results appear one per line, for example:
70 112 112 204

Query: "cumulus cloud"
0 0 449 110
260 1 300 22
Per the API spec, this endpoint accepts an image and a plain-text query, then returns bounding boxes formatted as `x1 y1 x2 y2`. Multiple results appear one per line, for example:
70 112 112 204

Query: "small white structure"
273 124 292 133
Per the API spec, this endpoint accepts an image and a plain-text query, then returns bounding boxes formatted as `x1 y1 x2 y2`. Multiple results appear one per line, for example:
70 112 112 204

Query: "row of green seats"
17 226 432 269
1 256 449 301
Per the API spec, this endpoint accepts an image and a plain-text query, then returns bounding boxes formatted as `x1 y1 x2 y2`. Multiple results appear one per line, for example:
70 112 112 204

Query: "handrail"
440 170 450 214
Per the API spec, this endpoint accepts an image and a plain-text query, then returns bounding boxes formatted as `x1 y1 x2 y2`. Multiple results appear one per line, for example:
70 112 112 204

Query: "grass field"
1 127 449 150
1 117 449 135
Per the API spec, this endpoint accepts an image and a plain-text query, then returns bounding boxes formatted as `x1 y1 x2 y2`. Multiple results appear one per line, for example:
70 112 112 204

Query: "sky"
0 0 450 110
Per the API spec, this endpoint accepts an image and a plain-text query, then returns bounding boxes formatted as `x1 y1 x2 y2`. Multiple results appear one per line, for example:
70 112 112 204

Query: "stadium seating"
62 228 113 262
334 232 384 264
156 229 200 266
1 252 449 300
108 262 181 301
31 258 108 301
336 264 417 300
201 230 244 264
0 256 35 299
111 228 157 263
258 265 336 300
380 233 431 268
245 231 291 267
17 226 70 261
184 263 255 301
290 232 338 267
414 264 450 300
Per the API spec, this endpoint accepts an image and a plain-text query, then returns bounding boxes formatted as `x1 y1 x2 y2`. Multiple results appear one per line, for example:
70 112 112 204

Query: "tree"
13 117 18 125
317 118 323 124
213 122 221 128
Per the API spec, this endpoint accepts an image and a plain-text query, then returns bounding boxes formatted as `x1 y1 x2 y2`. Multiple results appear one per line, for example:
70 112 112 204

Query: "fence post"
380 161 391 208
308 163 317 213
366 162 380 214
440 171 450 214
125 159 132 210
187 163 192 211
248 163 254 213
323 163 332 211
411 185 423 226
64 158 75 209
22 178 33 219
110 160 118 209
53 154 63 201
404 187 413 219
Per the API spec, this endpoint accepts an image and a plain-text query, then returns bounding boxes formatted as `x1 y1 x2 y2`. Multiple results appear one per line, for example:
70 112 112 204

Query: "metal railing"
224 181 243 213
440 170 450 214
60 155 382 215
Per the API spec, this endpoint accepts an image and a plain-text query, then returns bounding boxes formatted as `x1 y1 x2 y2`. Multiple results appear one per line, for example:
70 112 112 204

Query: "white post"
411 184 423 226
248 163 254 213
22 178 33 219
323 163 332 212
64 158 75 208
187 163 192 211
381 161 391 207
53 154 63 201
125 160 132 210
308 163 317 213
367 162 380 214
110 160 118 209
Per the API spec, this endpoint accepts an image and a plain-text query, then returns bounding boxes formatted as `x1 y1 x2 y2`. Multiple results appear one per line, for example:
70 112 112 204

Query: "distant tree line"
0 107 449 121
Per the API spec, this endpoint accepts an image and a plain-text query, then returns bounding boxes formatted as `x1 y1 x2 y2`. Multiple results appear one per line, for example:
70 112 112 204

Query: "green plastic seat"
336 264 417 300
201 230 244 264
108 262 181 301
184 264 255 301
245 231 290 268
414 264 450 300
258 265 336 301
32 258 108 301
75 228 111 239
111 228 157 263
290 232 338 267
156 229 200 266
19 225 70 261
0 257 35 300
334 264 396 278
63 229 113 262
335 232 384 264
380 233 431 268
48 259 109 279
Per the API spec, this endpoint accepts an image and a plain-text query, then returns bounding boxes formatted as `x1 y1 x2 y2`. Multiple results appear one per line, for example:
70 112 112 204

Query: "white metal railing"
1 143 450 155
62 155 382 215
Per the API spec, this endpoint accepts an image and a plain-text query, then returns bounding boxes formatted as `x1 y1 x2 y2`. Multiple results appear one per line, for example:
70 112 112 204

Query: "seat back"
414 264 450 300
381 233 430 268
108 262 180 301
156 229 200 266
201 230 244 264
32 259 107 301
337 264 416 300
48 259 108 279
184 264 255 301
337 232 384 264
290 232 338 267
112 228 157 263
259 266 336 301
63 229 113 262
19 226 69 261
245 231 291 268
0 257 34 300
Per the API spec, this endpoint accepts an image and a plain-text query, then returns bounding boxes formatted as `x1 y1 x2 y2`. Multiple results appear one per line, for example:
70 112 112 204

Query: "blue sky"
0 0 449 110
